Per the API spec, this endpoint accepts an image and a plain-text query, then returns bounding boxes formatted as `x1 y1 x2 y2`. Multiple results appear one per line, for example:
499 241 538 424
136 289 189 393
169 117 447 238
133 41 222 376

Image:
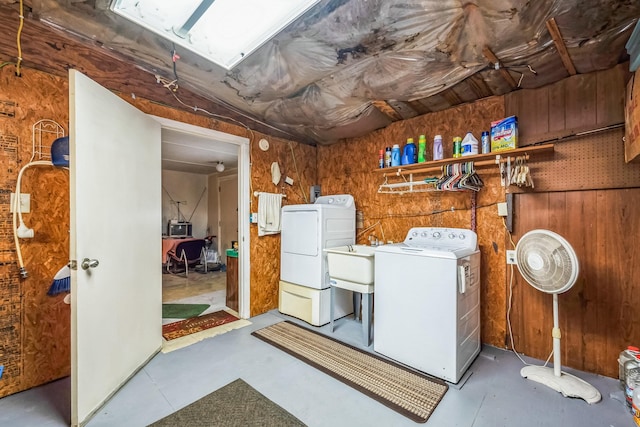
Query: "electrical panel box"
310 185 321 203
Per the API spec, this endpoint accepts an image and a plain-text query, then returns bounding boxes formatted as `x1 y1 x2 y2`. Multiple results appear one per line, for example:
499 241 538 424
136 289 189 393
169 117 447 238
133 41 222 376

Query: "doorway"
154 115 251 323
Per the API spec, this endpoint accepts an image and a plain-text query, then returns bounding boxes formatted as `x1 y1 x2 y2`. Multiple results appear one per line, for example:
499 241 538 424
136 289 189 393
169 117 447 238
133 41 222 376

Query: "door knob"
81 258 99 270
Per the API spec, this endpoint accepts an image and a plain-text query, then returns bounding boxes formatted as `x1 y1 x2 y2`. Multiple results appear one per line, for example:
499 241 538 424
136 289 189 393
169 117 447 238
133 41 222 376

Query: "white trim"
151 115 251 319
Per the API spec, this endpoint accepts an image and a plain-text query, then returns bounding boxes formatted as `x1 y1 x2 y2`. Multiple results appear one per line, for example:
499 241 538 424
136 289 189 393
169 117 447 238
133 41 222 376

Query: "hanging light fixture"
216 161 225 172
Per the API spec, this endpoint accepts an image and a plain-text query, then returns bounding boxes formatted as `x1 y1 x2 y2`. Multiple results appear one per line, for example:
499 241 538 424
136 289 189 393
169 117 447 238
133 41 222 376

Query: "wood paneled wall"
512 189 640 378
505 63 629 145
505 63 637 377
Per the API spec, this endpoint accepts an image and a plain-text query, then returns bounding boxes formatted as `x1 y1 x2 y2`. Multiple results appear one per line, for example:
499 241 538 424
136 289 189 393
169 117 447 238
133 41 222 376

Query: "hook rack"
376 144 553 194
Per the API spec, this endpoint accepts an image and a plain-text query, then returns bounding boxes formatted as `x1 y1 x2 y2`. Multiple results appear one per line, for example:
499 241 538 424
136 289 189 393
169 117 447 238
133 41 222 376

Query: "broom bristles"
48 265 71 296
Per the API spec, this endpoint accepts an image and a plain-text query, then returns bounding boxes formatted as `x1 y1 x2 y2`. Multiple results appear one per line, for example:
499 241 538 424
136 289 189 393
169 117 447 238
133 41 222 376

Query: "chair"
166 239 206 277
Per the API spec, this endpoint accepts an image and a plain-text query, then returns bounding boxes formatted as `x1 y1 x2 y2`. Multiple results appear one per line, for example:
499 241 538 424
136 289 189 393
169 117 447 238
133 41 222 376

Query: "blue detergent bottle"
391 144 401 166
402 138 416 165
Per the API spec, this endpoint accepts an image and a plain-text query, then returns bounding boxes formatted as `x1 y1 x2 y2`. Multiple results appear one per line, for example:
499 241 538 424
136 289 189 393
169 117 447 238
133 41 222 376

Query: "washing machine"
279 195 355 326
374 227 481 383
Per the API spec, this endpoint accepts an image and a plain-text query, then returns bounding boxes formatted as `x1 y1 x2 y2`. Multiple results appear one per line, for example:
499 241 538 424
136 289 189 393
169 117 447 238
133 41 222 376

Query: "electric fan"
515 229 601 404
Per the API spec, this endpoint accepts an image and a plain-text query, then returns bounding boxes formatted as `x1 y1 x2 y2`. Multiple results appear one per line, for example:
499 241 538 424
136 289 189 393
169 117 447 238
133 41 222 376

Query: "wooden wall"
0 68 311 398
0 66 70 398
318 96 510 348
249 138 317 316
504 64 640 378
0 6 636 400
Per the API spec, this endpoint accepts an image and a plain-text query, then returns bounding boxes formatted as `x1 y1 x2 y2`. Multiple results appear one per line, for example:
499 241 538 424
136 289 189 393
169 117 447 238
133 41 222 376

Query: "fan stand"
520 294 601 404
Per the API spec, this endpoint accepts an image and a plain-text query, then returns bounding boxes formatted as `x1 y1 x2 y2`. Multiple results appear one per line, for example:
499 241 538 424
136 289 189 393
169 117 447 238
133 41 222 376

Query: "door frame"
217 173 239 254
152 116 251 319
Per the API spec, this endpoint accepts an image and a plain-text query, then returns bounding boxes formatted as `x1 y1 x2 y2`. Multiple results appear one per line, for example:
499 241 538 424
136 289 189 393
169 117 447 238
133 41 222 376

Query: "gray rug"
252 321 448 423
149 379 305 426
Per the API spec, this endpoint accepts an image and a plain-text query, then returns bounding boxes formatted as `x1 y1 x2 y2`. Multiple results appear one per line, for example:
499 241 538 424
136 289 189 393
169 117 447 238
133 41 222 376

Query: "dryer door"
281 209 323 288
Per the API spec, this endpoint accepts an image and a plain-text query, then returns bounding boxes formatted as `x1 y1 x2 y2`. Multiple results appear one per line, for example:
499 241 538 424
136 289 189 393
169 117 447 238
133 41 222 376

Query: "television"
167 221 192 238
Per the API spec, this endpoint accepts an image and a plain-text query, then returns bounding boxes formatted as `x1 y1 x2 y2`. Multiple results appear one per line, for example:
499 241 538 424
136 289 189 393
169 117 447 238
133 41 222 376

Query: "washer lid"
375 243 475 259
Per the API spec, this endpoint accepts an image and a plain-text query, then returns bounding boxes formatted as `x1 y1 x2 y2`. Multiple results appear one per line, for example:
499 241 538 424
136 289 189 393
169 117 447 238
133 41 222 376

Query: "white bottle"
461 132 479 156
433 135 443 160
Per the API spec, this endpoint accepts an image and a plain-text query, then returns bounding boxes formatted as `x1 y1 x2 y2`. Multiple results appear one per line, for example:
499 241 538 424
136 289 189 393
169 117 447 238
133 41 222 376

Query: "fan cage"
515 229 579 294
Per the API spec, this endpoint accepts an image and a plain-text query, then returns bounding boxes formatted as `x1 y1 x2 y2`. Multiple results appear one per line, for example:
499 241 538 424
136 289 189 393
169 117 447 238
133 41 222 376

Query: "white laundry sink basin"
324 245 375 285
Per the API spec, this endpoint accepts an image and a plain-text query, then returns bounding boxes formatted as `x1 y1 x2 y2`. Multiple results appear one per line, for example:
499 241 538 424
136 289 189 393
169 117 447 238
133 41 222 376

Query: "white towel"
258 192 284 236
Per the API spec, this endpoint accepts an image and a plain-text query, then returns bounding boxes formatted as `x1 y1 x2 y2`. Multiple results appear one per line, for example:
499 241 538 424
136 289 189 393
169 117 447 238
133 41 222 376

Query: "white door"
69 70 162 426
219 174 238 251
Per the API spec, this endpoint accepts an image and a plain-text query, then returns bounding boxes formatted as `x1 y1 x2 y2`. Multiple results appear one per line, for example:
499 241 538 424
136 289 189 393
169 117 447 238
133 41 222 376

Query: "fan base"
521 366 601 404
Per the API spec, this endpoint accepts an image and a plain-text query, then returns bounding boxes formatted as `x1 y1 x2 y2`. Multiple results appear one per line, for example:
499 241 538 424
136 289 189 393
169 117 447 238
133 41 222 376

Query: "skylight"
110 0 320 70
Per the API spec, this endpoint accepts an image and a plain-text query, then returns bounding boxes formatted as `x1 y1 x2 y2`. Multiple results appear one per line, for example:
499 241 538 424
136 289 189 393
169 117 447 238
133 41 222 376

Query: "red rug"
162 310 240 341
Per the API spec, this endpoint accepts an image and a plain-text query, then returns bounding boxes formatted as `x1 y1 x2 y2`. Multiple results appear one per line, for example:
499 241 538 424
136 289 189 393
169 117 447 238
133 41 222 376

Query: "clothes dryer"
279 195 355 326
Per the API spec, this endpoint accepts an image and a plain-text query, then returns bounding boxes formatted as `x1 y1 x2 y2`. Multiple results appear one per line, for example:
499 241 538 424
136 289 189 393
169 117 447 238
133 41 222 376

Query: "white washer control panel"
404 227 477 251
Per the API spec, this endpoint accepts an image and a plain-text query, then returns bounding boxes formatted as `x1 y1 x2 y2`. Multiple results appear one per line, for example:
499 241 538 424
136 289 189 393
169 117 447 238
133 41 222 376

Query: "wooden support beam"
442 88 463 106
407 99 432 115
372 100 403 121
467 73 494 99
385 100 419 120
546 17 577 76
483 46 518 89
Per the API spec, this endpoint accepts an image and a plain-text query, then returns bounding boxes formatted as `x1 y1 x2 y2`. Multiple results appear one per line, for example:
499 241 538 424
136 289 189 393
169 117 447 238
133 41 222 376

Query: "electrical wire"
171 43 180 87
503 217 553 367
366 201 502 221
288 141 308 203
12 161 54 278
15 0 24 76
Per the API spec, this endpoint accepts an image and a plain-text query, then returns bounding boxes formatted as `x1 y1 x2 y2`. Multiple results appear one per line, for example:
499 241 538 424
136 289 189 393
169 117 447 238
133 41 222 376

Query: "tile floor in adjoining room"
0 308 632 427
162 269 227 324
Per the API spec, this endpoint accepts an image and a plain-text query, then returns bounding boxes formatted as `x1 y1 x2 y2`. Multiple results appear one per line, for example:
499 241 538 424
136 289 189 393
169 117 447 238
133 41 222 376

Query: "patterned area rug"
148 379 305 426
252 321 448 423
162 310 240 341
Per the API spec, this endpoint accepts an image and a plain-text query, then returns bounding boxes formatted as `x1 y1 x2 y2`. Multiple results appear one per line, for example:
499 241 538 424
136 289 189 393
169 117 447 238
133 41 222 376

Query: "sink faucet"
368 235 379 246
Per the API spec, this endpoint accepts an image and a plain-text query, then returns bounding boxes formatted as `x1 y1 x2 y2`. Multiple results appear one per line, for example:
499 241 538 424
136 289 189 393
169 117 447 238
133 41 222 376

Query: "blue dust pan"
51 136 69 167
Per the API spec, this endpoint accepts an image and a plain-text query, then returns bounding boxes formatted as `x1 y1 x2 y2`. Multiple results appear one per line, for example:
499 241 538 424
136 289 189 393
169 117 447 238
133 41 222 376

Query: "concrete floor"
0 309 632 427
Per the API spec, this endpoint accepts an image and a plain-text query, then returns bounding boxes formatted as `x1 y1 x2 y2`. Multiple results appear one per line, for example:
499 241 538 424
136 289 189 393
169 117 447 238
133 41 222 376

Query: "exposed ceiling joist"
482 46 518 89
385 100 419 120
371 100 403 121
546 17 577 76
466 74 494 99
441 88 463 107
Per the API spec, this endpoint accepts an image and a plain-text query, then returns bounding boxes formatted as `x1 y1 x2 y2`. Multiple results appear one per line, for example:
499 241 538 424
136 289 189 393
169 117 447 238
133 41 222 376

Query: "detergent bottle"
418 134 427 163
402 138 416 165
461 132 479 156
433 135 443 160
391 144 401 167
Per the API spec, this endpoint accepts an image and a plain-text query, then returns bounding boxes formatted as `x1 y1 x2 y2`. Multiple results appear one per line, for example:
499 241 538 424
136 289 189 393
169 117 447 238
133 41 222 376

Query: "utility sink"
324 245 375 285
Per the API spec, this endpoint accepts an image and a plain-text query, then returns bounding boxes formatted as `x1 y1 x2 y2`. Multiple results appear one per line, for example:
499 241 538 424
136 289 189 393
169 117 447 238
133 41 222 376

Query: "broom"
48 264 70 296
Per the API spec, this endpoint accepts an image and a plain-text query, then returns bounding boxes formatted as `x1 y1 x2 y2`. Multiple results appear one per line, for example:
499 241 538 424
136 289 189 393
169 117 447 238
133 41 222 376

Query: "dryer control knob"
411 231 418 237
459 233 466 240
432 232 441 239
420 232 428 237
448 233 456 239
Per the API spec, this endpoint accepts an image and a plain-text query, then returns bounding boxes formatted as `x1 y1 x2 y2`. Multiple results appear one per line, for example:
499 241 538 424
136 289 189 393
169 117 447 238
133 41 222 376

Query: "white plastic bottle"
433 135 443 160
461 132 479 156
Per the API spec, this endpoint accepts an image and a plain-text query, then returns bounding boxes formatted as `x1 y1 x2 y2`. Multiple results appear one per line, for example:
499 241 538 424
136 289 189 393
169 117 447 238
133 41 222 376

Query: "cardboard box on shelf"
491 116 518 152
